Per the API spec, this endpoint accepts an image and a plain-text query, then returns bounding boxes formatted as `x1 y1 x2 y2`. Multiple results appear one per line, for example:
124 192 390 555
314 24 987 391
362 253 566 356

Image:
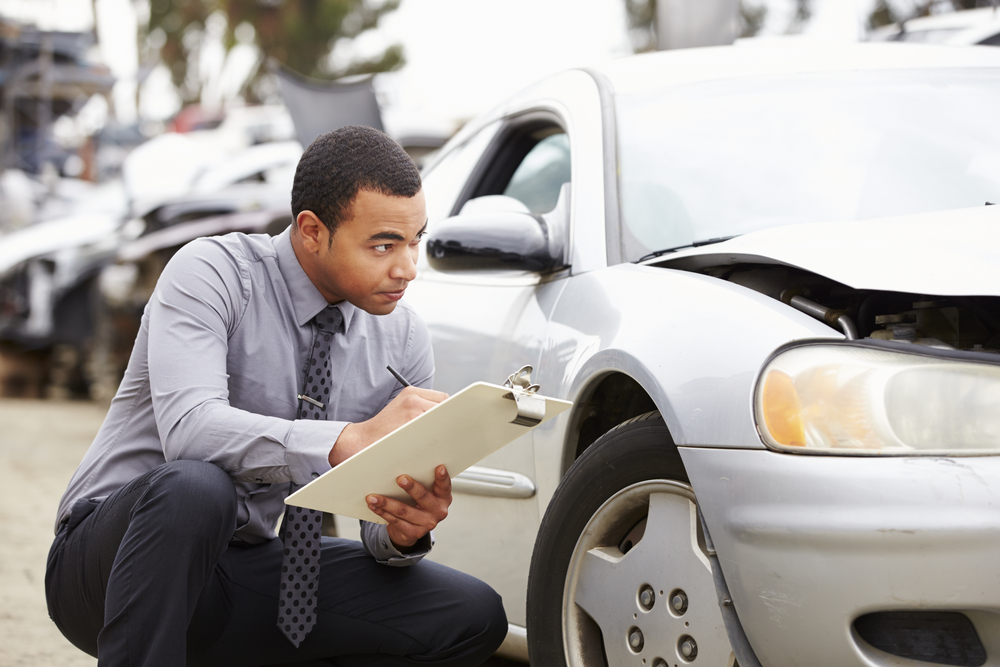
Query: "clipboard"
285 367 572 523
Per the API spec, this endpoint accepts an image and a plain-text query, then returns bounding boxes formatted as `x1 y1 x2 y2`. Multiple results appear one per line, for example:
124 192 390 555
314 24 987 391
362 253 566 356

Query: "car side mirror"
426 184 569 273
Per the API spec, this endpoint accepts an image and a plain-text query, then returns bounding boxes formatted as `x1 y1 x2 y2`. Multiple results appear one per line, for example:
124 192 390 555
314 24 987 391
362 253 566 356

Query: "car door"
403 112 574 625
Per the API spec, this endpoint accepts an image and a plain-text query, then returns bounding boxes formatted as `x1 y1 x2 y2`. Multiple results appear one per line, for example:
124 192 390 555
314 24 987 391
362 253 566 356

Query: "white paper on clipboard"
285 381 572 523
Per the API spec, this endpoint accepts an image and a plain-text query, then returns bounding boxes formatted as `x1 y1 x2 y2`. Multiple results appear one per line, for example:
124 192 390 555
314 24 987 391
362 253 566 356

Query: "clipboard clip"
502 365 545 427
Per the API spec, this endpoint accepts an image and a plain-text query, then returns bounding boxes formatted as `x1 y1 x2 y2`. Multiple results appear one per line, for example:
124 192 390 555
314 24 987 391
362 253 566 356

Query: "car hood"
0 214 121 277
651 205 1000 297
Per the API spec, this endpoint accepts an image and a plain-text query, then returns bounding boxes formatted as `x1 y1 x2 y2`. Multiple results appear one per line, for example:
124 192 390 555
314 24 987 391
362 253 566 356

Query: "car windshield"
616 69 1000 262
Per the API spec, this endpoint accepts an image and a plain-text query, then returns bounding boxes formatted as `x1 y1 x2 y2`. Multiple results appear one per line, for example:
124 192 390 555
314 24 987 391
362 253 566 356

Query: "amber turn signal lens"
761 370 805 447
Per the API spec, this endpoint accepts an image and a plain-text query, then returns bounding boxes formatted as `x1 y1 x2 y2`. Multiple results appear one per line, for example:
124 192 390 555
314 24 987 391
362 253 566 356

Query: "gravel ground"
0 398 103 667
0 397 525 666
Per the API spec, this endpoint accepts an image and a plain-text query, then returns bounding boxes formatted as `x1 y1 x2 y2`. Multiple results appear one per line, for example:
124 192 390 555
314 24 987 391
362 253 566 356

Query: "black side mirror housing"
426 211 562 273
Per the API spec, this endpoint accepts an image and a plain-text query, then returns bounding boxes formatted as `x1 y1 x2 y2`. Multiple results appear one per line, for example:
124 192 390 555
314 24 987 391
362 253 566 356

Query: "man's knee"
470 581 508 654
442 575 508 660
142 460 237 536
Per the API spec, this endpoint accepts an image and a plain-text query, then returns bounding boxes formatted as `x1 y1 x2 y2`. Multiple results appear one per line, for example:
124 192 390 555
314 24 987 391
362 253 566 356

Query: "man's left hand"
366 465 452 549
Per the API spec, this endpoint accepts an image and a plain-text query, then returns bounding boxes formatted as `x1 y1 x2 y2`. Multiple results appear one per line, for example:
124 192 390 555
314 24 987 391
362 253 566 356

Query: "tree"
622 0 790 51
144 0 403 106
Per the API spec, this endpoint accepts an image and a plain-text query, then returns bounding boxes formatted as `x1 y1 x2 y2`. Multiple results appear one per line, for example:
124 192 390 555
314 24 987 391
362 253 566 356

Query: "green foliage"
146 0 213 103
145 0 404 105
867 0 900 29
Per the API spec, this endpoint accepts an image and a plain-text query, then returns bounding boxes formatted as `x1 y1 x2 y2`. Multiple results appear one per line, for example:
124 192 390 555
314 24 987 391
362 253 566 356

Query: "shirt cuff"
285 419 344 485
361 521 434 567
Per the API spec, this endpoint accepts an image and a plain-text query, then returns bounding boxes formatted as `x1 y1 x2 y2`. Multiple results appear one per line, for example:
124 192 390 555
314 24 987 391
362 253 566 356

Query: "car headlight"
755 341 1000 455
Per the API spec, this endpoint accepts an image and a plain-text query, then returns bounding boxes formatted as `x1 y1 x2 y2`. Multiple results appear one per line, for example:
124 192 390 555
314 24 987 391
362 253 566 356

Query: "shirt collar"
274 227 358 333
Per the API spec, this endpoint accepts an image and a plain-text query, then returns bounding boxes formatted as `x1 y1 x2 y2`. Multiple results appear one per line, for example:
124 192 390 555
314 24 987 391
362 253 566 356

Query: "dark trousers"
45 460 507 667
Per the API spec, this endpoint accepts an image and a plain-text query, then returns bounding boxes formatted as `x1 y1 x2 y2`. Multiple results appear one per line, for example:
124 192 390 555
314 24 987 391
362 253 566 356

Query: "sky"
0 0 883 132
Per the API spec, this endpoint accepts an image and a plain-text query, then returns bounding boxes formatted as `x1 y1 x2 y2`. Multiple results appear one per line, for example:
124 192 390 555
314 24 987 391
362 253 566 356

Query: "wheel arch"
561 362 684 476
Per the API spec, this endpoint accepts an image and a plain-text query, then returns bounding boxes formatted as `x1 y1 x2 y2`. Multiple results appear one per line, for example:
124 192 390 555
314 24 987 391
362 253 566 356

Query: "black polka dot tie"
278 304 343 648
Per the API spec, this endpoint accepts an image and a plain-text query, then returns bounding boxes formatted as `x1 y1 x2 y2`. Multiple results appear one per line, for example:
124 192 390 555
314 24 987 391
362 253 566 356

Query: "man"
45 126 507 666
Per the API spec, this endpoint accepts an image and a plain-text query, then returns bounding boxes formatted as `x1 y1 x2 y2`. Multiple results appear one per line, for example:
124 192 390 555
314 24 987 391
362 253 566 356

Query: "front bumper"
681 447 1000 667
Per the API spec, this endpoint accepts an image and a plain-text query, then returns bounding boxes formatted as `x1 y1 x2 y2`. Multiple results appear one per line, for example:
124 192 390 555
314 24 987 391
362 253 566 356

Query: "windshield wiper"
637 235 737 263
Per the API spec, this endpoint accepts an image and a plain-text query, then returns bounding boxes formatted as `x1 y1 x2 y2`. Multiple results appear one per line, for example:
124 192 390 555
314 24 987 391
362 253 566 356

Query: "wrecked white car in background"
336 43 1000 667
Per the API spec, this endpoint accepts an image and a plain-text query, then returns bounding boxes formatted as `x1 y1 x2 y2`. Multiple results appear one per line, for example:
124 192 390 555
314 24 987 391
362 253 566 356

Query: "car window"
502 133 571 214
421 122 501 224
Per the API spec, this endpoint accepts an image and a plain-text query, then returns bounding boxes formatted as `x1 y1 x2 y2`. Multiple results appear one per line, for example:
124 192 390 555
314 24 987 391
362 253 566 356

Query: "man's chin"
358 299 399 316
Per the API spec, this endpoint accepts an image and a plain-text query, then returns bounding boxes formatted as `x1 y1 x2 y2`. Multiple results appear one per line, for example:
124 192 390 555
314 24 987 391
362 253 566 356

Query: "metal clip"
503 365 540 394
502 365 545 427
297 394 325 410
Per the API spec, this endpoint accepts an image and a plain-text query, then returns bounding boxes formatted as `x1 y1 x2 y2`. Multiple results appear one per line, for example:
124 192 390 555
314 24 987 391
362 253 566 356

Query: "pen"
386 365 411 388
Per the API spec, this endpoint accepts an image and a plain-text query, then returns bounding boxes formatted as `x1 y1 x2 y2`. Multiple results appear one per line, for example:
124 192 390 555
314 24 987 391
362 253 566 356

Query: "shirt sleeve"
147 238 336 485
360 521 434 566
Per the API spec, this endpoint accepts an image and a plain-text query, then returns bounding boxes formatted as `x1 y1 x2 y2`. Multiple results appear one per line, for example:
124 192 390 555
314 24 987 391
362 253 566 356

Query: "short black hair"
291 125 421 235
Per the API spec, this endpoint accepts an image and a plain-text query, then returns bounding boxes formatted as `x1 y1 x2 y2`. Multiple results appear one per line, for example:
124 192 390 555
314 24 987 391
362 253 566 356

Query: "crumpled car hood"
652 205 1000 297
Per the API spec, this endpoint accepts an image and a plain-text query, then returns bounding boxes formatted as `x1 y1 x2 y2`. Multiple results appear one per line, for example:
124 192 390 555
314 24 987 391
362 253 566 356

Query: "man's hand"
330 386 448 466
367 465 452 549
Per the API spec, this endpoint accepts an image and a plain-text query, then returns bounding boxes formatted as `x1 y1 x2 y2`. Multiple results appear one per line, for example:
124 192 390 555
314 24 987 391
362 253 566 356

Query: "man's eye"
374 244 391 252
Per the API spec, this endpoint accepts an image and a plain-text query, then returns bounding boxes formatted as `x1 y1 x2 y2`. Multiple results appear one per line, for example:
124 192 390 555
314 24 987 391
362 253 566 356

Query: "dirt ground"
0 397 524 666
0 397 103 666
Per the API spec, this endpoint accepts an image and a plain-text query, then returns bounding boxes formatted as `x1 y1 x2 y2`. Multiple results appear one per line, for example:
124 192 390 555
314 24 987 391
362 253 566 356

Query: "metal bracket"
502 365 545 427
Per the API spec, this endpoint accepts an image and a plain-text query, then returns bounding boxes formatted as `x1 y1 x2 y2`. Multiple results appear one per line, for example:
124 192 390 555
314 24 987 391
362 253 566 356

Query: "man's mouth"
380 287 406 301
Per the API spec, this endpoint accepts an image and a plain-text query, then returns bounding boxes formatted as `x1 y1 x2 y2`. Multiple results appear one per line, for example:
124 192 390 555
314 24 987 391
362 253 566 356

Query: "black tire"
526 411 731 666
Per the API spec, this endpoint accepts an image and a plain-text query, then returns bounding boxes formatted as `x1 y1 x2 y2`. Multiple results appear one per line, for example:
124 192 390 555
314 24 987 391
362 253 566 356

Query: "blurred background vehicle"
868 5 1000 45
2 0 996 401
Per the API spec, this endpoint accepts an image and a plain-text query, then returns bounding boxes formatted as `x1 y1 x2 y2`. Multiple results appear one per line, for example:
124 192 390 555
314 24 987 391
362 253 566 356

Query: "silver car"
338 42 1000 667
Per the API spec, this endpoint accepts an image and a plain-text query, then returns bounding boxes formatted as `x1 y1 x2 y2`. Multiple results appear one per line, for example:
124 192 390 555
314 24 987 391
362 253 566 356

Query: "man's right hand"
329 386 448 466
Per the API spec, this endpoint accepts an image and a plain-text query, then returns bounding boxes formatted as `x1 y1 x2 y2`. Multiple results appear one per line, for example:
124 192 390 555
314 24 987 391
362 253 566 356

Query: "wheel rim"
562 480 735 666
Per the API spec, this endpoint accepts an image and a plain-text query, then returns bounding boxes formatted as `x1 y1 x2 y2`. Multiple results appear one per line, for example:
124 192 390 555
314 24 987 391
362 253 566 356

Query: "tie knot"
314 305 343 333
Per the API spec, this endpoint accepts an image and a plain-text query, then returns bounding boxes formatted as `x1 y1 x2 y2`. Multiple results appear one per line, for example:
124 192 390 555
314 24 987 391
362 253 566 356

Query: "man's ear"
295 211 328 253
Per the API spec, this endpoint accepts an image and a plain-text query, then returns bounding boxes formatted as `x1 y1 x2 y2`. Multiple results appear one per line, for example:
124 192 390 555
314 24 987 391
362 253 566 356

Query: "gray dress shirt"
56 228 434 563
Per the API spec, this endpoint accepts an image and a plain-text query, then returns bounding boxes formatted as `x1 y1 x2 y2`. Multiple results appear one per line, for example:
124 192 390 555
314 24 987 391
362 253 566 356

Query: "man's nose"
390 248 418 282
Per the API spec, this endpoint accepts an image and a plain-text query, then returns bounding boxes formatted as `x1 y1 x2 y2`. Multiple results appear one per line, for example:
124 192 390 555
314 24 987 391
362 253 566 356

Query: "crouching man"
46 125 507 666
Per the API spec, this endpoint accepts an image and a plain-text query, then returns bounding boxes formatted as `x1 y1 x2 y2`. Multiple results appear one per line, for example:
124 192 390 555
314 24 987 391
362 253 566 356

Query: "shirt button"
311 472 320 479
381 541 388 549
254 477 263 483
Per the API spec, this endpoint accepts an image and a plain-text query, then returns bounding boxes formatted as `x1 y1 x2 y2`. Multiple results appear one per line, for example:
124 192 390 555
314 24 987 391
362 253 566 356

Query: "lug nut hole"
638 584 656 611
669 588 689 616
678 635 697 661
627 626 644 653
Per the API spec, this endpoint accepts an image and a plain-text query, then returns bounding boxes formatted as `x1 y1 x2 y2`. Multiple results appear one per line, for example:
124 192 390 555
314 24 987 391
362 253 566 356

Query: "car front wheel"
527 411 735 666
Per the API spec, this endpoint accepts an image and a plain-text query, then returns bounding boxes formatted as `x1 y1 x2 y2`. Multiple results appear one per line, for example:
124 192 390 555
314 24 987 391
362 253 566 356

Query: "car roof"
590 42 1000 95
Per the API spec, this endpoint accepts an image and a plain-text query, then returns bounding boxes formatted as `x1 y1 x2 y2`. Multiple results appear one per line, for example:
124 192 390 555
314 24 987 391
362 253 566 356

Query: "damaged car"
335 43 1000 667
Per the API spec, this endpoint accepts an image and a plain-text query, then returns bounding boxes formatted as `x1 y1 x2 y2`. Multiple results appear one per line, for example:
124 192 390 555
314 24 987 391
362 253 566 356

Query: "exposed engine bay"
695 263 1000 353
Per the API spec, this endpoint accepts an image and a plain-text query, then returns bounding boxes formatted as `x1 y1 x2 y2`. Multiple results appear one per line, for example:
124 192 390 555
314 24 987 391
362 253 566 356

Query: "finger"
395 392 445 420
432 465 452 499
367 493 431 527
366 494 434 544
366 499 420 545
407 387 449 403
396 475 448 519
